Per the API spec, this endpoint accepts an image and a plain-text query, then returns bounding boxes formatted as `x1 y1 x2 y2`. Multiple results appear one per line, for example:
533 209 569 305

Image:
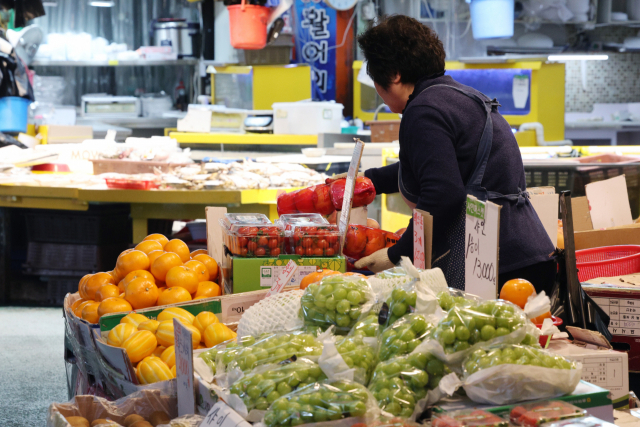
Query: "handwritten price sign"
174 318 195 416
202 401 251 427
413 210 425 269
464 196 501 300
265 259 298 298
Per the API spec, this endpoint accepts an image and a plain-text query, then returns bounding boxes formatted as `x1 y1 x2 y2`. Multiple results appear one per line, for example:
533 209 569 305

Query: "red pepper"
329 176 376 210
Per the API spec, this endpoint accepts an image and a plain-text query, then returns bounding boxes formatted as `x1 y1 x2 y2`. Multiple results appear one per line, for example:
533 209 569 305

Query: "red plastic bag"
343 224 401 260
276 184 336 216
329 176 376 210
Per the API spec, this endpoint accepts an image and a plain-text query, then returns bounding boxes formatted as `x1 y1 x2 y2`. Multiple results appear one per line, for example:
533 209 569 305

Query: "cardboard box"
572 195 640 250
547 328 629 409
223 254 347 294
434 381 613 423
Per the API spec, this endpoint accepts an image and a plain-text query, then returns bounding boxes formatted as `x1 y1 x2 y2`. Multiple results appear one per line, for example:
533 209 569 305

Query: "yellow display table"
168 131 318 147
0 185 285 243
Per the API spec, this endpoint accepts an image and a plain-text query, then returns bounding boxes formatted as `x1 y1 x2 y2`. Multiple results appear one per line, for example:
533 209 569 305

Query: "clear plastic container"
219 213 284 257
287 223 341 257
510 401 587 427
433 409 509 427
540 416 616 427
277 213 328 231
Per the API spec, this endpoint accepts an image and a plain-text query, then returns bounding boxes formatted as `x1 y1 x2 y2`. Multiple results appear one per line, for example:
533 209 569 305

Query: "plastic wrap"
277 184 336 216
225 358 327 419
367 352 447 419
236 290 305 338
300 274 375 334
287 223 341 257
510 401 587 426
343 225 401 260
421 300 529 366
368 267 414 298
378 313 436 361
157 414 205 427
457 344 582 405
329 176 376 210
47 389 176 427
319 326 378 385
432 409 508 427
260 380 379 427
379 277 443 329
350 312 380 338
437 288 484 312
219 213 284 257
540 416 616 427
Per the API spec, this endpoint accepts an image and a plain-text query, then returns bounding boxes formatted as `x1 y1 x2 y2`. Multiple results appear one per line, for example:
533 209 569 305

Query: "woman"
353 15 555 293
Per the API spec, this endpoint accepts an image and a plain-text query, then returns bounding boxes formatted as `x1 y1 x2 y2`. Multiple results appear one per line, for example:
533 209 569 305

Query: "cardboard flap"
585 175 633 229
572 197 594 232
567 326 613 349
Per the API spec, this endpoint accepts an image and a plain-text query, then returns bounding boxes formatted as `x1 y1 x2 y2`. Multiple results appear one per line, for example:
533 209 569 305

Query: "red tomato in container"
312 184 335 215
276 191 298 216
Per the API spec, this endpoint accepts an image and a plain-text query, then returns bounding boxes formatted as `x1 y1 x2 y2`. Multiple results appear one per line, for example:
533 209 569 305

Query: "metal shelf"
31 58 199 67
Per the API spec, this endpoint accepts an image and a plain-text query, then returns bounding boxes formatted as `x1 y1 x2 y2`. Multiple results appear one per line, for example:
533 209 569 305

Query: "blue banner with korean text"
294 0 337 101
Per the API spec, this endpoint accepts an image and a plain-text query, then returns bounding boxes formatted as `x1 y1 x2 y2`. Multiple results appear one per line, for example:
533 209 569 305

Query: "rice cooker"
151 18 200 58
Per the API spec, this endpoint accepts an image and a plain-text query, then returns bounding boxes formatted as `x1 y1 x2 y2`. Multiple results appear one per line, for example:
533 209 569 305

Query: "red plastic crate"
575 245 640 282
105 178 158 190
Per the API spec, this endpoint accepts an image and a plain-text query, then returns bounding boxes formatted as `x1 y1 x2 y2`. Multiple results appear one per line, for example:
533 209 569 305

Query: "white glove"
354 247 394 273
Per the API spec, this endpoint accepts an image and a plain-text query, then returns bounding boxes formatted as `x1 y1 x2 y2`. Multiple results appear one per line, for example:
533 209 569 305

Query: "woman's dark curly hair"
357 15 445 89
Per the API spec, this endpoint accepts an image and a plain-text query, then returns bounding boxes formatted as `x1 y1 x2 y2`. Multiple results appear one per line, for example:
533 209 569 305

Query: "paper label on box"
260 265 317 287
202 401 251 427
590 296 640 336
174 319 195 416
266 260 298 298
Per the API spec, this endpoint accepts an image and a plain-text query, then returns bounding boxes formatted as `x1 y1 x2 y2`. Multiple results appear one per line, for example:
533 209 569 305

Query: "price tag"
202 401 251 427
174 318 195 416
265 259 298 298
413 209 425 269
464 196 501 300
338 139 365 237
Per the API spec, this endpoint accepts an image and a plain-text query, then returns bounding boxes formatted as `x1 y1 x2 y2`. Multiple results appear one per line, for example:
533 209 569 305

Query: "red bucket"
228 0 270 50
535 316 563 348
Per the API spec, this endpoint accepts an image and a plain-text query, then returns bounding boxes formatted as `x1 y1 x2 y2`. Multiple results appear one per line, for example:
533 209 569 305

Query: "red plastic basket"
105 178 158 190
575 245 640 282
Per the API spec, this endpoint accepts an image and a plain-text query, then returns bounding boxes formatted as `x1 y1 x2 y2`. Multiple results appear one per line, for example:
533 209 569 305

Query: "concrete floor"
0 307 67 426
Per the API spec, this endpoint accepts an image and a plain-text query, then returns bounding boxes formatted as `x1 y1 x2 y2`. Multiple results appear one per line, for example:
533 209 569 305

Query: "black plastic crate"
23 242 123 274
25 204 131 245
46 276 81 306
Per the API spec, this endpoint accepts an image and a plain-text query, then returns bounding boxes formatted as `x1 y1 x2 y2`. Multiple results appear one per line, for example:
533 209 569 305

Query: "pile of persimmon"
72 234 221 324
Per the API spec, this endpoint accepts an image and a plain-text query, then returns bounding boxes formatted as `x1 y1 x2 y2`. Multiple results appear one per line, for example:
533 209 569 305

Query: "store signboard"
294 0 337 101
465 196 501 300
174 319 196 416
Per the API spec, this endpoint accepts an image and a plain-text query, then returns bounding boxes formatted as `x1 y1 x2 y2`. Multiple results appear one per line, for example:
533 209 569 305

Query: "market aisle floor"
0 306 67 426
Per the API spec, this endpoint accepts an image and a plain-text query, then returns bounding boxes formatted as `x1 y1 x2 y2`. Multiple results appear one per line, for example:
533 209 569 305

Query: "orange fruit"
193 296 209 300
150 252 182 282
190 249 208 257
124 270 155 286
499 278 537 309
118 279 126 293
70 298 86 313
157 287 167 296
84 273 115 300
98 297 133 317
166 266 199 294
78 274 92 295
193 254 219 281
81 301 101 324
125 278 159 309
185 260 210 282
135 240 164 255
195 281 221 298
116 250 150 278
531 311 553 325
108 270 120 282
73 300 92 317
157 287 192 306
143 233 170 248
148 250 165 266
95 284 120 302
164 239 190 263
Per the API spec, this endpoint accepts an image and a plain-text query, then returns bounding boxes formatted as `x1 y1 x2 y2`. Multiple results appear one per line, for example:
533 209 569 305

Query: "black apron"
399 84 530 290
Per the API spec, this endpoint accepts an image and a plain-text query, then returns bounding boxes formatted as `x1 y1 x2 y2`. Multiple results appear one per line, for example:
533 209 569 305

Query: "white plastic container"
468 0 514 39
272 101 344 135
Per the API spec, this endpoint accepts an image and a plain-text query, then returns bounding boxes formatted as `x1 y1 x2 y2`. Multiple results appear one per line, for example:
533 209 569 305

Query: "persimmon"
95 284 120 302
164 239 190 263
116 250 150 278
165 265 199 294
157 287 192 306
84 272 115 300
134 240 163 255
142 233 169 248
184 260 209 282
499 278 536 309
193 254 219 281
125 278 159 309
150 252 182 282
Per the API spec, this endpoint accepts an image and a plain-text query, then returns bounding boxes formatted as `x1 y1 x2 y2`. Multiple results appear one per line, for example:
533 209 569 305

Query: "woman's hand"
354 247 394 273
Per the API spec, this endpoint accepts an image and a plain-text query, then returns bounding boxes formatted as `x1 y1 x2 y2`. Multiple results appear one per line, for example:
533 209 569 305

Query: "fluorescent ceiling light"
548 54 608 61
42 1 58 6
89 0 115 6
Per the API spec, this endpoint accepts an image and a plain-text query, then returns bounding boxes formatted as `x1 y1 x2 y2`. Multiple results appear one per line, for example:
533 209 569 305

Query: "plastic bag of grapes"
198 334 256 377
300 274 375 334
221 358 328 420
437 288 484 312
379 279 443 330
368 352 448 420
458 344 582 405
318 325 378 385
378 313 437 362
368 266 414 298
259 380 379 427
420 300 529 366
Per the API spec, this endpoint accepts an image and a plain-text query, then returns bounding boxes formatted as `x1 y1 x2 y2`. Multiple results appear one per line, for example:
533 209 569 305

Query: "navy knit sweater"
365 74 554 273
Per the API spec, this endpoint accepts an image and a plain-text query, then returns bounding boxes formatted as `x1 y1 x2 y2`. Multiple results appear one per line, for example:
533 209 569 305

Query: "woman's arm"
364 162 400 195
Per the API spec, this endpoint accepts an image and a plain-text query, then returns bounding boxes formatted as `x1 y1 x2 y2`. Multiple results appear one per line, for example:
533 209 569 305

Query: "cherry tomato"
317 239 328 249
255 247 266 256
305 247 315 256
327 234 338 244
302 237 313 248
258 236 269 246
325 247 335 256
270 248 281 256
240 247 248 256
314 247 324 256
268 238 279 249
237 237 248 247
332 243 340 253
296 246 305 256
247 241 257 252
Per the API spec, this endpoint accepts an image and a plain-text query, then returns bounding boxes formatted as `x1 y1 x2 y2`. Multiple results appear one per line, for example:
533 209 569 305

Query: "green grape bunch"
335 334 377 384
378 314 435 361
433 300 526 355
215 332 323 374
350 313 380 338
301 275 373 333
375 267 408 280
199 335 258 375
368 352 447 418
383 287 418 328
229 359 327 412
262 381 371 427
437 289 479 312
463 344 578 376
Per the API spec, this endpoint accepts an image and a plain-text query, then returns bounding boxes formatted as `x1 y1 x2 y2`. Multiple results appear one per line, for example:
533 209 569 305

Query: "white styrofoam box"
272 101 344 135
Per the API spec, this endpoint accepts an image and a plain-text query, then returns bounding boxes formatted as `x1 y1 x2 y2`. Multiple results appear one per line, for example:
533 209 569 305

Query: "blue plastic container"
469 0 514 39
0 96 31 133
